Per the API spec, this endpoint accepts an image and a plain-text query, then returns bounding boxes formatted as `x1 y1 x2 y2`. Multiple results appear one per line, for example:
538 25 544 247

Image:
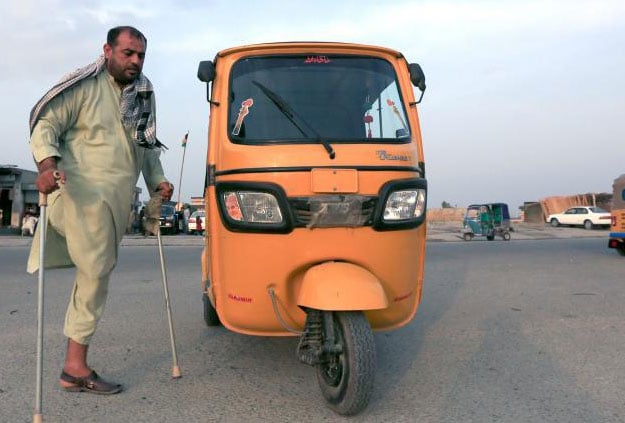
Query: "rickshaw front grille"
289 195 377 228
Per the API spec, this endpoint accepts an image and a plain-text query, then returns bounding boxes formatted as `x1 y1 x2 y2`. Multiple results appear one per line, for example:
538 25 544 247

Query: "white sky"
1 0 624 211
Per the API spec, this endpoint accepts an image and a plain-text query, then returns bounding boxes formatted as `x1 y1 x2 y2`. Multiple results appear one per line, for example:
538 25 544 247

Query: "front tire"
584 220 593 230
550 218 560 227
316 311 375 416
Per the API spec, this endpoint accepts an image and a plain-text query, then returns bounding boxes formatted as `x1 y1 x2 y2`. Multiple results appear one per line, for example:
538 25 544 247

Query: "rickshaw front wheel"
503 231 511 241
316 311 375 416
202 294 221 326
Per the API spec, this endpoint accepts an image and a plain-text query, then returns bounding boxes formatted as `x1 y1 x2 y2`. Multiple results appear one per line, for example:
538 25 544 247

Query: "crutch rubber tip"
172 366 182 379
33 413 43 423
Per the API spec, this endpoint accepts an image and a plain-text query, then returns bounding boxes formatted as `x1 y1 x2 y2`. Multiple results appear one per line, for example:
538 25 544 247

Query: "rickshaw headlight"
223 191 283 223
373 178 427 231
216 182 292 233
383 189 426 221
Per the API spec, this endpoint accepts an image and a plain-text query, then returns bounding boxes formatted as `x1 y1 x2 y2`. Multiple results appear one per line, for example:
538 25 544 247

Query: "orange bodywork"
609 174 625 251
201 42 427 336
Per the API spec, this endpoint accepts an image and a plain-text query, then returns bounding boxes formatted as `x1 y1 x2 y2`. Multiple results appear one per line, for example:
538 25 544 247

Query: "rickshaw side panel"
609 174 625 253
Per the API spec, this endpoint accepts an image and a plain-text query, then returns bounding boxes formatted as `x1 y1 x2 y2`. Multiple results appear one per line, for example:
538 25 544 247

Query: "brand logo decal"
393 291 413 302
228 293 253 303
376 150 411 162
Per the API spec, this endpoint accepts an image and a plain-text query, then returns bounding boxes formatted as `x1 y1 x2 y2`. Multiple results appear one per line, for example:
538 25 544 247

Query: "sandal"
60 370 123 395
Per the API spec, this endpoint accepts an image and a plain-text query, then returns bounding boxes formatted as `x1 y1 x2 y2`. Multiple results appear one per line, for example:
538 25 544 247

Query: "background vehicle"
197 42 427 415
608 174 625 255
187 210 205 234
159 204 181 234
547 206 611 229
462 203 511 241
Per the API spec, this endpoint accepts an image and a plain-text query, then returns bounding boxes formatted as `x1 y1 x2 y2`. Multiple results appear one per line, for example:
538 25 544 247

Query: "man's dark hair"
107 26 147 46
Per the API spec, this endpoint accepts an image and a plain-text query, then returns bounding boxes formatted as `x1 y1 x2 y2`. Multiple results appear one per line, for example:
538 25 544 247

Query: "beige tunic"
28 71 167 274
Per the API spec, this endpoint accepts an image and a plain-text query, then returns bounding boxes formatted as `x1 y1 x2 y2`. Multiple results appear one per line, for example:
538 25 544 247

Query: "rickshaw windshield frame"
227 54 412 145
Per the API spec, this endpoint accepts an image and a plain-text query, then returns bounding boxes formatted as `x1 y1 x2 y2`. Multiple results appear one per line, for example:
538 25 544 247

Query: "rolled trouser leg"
63 269 111 346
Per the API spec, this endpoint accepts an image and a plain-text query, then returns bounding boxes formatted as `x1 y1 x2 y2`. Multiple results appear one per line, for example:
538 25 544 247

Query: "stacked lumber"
427 208 466 222
539 193 611 217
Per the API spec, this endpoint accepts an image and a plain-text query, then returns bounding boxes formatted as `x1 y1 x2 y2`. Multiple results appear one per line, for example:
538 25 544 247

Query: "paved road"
0 222 611 247
1 237 624 422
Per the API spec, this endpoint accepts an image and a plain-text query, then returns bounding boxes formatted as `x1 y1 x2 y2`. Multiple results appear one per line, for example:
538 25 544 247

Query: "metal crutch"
145 196 181 379
33 191 47 423
156 225 181 378
33 171 59 423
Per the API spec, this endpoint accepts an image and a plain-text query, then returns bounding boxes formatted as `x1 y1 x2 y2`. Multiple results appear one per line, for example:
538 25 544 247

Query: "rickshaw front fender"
297 262 389 311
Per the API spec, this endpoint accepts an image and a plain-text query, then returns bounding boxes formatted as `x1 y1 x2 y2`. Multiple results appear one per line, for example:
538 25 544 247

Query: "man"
21 213 38 236
28 26 173 394
183 206 191 233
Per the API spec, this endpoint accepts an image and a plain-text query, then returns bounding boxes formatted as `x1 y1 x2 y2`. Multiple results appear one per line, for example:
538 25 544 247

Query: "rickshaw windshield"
228 55 411 143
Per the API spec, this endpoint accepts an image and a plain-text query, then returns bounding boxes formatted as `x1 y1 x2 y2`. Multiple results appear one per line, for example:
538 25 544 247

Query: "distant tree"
441 201 453 209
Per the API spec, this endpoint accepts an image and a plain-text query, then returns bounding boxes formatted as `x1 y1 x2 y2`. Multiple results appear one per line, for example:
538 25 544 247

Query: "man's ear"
103 43 112 59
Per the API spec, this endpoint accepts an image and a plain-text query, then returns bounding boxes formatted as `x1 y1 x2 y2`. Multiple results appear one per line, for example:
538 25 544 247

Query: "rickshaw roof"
214 42 405 59
467 203 509 209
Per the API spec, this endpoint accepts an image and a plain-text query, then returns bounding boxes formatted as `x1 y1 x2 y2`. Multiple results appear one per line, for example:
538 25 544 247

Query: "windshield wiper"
251 80 335 159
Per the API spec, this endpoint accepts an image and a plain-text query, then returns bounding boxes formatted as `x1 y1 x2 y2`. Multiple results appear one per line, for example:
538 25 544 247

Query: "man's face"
104 31 146 85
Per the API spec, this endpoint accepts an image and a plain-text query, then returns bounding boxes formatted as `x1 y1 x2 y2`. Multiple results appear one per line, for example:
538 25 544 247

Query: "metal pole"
156 227 181 378
33 192 47 423
176 132 188 210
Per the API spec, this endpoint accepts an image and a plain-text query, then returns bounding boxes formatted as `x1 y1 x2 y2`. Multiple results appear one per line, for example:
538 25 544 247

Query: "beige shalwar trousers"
48 193 117 345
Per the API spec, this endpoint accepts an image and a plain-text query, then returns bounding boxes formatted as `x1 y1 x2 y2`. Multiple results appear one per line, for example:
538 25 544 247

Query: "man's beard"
107 60 140 85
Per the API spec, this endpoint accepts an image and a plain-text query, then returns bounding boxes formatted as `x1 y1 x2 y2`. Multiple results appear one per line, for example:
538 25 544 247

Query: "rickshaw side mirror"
197 61 216 82
197 61 217 104
408 63 426 104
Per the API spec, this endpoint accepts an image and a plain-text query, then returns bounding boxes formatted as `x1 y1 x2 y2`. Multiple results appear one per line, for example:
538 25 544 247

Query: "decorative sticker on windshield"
304 55 331 64
232 98 254 136
386 99 407 130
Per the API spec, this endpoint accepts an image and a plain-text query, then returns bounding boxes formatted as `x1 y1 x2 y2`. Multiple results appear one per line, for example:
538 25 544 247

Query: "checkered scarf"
29 55 165 149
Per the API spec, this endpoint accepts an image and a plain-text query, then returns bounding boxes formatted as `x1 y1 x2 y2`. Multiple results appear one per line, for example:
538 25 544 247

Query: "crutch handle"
38 170 62 207
38 192 48 207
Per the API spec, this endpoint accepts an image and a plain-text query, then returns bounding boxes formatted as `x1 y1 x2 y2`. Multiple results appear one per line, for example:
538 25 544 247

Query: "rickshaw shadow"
368 246 469 411
193 324 307 375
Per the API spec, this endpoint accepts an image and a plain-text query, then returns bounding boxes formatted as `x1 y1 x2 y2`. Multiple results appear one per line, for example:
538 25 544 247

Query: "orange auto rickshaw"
608 174 625 255
197 42 427 415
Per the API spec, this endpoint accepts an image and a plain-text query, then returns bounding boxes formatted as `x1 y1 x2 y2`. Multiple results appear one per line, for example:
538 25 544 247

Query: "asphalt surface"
1 225 622 422
0 222 612 248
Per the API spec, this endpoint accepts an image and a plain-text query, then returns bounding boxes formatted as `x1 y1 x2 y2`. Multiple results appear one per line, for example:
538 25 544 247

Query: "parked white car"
546 206 611 229
188 210 206 234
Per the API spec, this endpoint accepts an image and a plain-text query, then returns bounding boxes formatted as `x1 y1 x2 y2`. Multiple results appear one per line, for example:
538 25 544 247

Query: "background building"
0 165 38 233
1 165 143 234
